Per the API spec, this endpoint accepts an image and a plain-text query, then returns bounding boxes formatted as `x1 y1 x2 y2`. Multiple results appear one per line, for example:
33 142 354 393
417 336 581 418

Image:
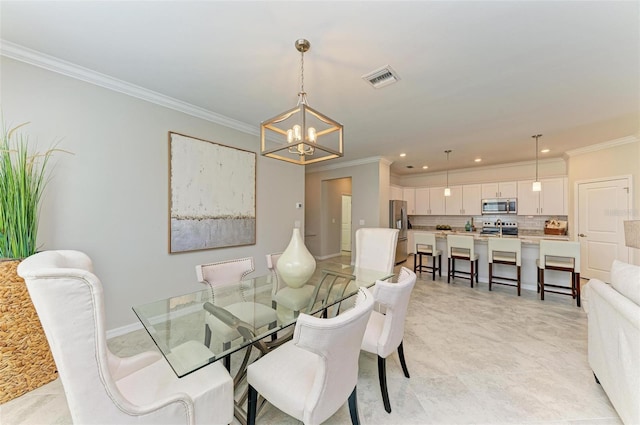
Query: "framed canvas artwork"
169 132 256 253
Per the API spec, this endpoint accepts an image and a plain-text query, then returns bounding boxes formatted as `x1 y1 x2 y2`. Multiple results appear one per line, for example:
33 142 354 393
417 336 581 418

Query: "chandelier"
260 39 344 165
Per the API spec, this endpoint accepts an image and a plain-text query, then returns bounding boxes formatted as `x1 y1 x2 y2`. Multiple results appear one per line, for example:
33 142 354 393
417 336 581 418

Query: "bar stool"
488 238 522 296
413 232 441 281
447 234 479 287
536 240 581 307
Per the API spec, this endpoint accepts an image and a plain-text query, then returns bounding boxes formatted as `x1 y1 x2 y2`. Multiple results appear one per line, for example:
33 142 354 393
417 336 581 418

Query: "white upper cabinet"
517 177 566 215
481 181 517 199
414 188 430 215
429 187 446 215
403 187 416 215
445 184 481 215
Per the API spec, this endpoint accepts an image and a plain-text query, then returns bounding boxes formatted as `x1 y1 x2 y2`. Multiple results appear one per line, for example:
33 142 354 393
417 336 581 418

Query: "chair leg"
540 269 545 301
398 341 410 378
348 386 361 425
447 258 451 283
488 263 493 291
470 260 474 288
438 255 442 277
431 255 436 281
517 265 521 296
576 272 581 307
377 356 392 413
247 385 258 425
475 260 479 283
413 253 418 273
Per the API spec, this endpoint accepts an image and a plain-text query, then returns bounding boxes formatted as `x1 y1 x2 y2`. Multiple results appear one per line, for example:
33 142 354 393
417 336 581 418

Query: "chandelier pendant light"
260 39 344 165
444 150 452 197
532 134 542 192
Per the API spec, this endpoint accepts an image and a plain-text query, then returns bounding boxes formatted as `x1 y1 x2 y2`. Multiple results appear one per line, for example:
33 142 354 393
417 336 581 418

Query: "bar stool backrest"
447 234 475 259
414 232 437 254
538 240 580 272
488 238 522 266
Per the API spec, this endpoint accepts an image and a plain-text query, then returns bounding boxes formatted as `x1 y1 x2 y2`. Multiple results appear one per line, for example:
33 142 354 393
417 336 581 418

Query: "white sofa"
587 260 640 425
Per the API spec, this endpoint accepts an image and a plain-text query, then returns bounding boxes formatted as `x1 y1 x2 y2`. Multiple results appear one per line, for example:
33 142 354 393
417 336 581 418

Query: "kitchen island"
408 230 572 292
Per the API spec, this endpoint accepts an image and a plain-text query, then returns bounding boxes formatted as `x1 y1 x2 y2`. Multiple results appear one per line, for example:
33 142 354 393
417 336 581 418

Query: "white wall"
1 57 305 330
305 158 389 261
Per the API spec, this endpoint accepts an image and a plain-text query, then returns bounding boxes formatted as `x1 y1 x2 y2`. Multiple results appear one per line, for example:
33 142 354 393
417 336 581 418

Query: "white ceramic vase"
278 228 316 289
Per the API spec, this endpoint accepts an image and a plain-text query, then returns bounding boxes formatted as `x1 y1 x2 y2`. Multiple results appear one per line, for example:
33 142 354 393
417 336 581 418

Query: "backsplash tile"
408 214 568 234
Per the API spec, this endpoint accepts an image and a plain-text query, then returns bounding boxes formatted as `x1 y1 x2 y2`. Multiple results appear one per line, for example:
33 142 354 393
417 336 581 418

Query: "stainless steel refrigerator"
389 200 408 264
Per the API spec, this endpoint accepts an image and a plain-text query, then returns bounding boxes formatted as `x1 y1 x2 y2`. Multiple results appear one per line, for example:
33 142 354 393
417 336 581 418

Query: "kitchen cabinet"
414 187 446 215
403 187 415 215
481 181 517 199
414 188 430 215
390 185 403 201
445 184 481 215
517 178 566 215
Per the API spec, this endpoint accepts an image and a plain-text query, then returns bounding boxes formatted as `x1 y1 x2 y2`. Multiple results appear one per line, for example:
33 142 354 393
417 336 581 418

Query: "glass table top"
133 261 394 377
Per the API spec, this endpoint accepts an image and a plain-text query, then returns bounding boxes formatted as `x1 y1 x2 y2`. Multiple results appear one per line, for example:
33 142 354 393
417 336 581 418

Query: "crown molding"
305 156 386 174
564 135 639 157
0 40 258 136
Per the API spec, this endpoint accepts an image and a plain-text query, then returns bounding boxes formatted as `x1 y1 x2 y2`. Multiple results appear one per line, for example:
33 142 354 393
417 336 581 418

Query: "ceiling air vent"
362 65 400 89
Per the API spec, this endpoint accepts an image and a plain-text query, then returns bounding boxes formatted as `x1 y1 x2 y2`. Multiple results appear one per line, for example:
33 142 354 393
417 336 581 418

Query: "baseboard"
106 321 142 339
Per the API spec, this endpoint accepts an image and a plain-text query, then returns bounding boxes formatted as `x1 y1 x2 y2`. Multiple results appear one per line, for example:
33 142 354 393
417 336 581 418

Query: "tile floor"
0 256 622 425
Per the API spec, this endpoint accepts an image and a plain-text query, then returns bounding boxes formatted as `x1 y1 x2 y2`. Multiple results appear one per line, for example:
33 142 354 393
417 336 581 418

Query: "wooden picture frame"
168 132 256 253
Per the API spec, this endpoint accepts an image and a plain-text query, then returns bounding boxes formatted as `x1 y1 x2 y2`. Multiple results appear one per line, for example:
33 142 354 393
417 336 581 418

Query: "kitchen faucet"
496 219 503 237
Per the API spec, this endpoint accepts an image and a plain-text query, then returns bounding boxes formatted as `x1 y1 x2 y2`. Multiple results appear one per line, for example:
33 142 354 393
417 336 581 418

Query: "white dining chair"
246 287 375 425
355 228 399 274
196 257 278 371
18 250 234 425
361 267 416 413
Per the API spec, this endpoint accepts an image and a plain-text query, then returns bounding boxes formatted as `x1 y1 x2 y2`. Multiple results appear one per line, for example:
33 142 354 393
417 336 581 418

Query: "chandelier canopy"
260 39 344 165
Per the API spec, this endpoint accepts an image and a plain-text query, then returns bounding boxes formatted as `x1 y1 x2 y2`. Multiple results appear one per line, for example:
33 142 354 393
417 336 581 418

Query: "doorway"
576 176 631 282
341 194 352 253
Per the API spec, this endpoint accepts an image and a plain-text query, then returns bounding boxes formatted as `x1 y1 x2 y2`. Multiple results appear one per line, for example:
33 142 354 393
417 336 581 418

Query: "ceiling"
1 1 638 175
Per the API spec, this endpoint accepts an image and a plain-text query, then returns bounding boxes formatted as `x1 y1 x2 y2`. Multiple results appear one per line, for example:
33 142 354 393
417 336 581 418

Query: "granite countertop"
409 227 570 244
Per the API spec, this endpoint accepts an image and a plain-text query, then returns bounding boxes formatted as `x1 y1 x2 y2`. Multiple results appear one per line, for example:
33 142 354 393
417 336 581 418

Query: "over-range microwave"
481 198 517 215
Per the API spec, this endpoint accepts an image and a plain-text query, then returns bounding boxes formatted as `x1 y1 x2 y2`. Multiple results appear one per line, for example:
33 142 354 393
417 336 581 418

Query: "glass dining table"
133 261 393 423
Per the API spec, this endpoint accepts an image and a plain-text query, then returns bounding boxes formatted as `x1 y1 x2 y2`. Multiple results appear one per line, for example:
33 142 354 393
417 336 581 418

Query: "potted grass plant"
0 121 65 403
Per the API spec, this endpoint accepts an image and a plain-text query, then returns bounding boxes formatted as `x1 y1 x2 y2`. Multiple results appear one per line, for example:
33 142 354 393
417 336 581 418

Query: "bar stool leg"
470 260 474 288
488 263 493 291
576 272 581 307
540 269 545 301
475 260 479 283
447 258 452 283
438 255 442 277
517 265 521 296
431 255 436 281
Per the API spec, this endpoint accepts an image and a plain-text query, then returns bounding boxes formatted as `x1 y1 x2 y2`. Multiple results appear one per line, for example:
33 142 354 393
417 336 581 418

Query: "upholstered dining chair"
266 253 316 319
195 257 278 371
17 250 234 425
361 266 416 413
246 287 375 425
355 228 399 274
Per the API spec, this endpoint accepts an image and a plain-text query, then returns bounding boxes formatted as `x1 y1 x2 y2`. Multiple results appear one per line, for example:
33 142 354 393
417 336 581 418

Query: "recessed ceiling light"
399 153 406 157
422 165 428 169
474 158 482 162
541 149 550 153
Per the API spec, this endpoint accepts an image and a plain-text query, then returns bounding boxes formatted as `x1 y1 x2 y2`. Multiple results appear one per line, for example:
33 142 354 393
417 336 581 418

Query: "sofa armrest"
587 278 640 425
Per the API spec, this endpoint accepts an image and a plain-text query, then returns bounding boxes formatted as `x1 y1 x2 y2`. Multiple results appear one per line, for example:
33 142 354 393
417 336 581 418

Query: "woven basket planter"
0 259 57 404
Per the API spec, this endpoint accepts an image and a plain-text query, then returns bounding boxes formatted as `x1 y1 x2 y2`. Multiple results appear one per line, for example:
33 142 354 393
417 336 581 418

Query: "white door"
341 195 352 252
577 177 630 282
